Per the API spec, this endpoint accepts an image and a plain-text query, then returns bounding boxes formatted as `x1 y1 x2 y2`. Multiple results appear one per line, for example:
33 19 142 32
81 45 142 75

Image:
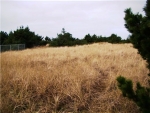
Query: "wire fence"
0 44 25 52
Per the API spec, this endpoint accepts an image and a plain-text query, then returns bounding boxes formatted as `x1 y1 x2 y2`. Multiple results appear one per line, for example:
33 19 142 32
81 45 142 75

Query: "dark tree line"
1 26 130 48
0 26 51 48
50 28 130 47
117 0 150 113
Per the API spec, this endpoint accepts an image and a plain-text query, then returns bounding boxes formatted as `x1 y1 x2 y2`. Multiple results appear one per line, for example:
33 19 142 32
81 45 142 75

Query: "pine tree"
117 0 150 113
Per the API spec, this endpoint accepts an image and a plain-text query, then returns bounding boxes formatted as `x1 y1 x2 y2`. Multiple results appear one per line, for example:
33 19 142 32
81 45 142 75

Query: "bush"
117 76 150 113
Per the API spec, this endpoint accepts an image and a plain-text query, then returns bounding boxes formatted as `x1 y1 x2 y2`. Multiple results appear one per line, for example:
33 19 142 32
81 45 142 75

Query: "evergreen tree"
108 34 121 43
3 26 44 48
50 28 76 47
92 34 98 42
45 36 51 42
117 1 150 113
84 34 93 43
0 31 8 44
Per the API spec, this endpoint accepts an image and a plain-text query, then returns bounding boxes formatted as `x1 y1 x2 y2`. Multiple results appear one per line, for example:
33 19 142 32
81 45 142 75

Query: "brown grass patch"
1 43 149 113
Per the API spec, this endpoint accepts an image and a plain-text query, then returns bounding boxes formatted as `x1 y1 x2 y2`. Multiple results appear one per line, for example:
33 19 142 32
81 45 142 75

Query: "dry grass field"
0 43 149 113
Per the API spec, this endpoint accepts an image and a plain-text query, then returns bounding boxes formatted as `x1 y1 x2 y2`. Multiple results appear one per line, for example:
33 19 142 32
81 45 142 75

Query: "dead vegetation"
0 43 149 113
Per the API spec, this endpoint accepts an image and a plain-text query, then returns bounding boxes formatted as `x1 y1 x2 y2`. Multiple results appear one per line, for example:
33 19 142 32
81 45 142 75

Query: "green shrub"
117 76 150 113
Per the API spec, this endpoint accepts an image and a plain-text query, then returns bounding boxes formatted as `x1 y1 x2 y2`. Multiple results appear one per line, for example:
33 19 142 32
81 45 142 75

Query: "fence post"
10 45 11 51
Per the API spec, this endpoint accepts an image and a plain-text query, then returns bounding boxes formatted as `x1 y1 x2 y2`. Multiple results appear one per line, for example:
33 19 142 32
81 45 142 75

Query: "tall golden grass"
1 43 149 113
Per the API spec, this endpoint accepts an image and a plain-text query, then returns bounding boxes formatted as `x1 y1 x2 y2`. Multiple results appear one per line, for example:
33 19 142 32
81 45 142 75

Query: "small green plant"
117 76 150 113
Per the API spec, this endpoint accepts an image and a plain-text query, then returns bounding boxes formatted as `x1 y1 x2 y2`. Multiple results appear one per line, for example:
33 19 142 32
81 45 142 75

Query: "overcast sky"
1 0 146 39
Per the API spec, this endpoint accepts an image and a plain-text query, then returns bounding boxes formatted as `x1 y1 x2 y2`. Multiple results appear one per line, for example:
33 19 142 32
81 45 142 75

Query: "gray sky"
1 0 146 39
